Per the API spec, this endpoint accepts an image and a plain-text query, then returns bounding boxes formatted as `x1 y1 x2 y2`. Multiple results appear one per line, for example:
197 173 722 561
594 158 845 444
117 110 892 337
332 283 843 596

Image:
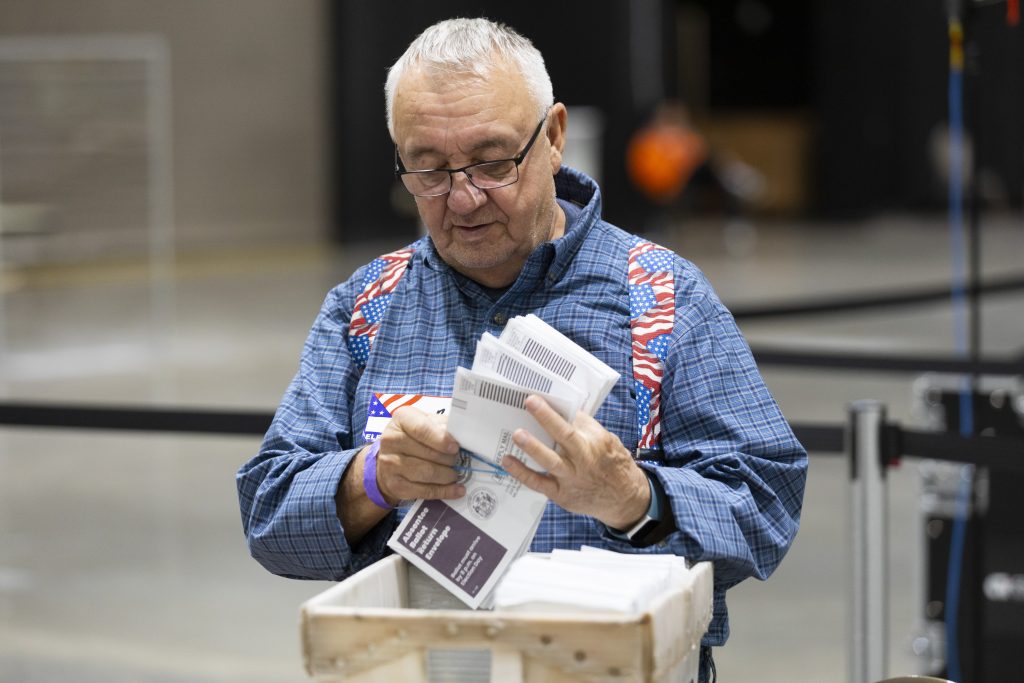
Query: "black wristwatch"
610 469 676 548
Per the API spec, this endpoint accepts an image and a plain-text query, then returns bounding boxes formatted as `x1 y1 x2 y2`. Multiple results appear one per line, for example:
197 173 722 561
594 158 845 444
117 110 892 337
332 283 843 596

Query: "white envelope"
499 315 619 416
472 332 586 413
447 367 580 473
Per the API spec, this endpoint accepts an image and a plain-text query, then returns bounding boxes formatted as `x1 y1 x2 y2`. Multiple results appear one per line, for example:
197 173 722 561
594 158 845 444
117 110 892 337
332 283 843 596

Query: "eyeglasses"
394 113 548 197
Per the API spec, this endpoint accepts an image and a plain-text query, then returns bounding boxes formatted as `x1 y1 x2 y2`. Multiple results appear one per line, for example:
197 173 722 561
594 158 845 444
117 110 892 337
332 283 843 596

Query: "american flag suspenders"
627 239 675 454
346 247 415 367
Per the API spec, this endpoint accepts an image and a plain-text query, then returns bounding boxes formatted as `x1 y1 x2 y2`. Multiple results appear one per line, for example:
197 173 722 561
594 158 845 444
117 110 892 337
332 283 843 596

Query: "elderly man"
237 17 806 682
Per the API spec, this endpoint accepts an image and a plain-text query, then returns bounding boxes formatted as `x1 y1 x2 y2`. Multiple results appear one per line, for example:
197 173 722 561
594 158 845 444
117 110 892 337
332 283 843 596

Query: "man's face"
392 61 566 288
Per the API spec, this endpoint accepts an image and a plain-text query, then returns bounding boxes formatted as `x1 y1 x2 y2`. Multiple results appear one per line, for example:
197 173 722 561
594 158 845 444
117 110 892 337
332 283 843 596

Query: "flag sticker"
364 393 452 441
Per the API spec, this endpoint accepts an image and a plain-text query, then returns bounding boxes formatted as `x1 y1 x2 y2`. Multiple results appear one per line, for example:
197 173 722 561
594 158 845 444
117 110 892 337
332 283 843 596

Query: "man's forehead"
394 74 534 160
395 62 530 122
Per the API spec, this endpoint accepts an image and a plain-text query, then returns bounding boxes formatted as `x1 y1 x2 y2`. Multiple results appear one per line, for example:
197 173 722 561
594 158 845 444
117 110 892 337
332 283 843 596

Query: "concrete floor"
1 213 1022 682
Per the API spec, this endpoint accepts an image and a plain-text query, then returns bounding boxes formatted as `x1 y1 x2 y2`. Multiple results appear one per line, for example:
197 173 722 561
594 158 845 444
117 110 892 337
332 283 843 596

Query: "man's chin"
445 249 503 272
439 243 518 278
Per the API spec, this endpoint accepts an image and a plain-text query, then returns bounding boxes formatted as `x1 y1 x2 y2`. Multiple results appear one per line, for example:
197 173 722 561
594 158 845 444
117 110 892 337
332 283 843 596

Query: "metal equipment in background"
913 374 1024 682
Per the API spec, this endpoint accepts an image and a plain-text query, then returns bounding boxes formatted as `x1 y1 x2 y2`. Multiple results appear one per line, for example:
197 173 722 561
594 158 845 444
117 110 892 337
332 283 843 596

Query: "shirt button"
546 273 556 284
492 312 507 325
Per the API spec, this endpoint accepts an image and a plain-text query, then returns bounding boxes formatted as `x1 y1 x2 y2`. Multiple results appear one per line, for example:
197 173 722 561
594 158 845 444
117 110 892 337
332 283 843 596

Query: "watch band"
611 469 676 548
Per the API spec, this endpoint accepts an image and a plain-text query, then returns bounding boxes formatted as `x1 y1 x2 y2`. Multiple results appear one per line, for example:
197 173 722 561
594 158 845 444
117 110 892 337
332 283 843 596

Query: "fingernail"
445 439 459 454
524 395 539 410
511 430 527 447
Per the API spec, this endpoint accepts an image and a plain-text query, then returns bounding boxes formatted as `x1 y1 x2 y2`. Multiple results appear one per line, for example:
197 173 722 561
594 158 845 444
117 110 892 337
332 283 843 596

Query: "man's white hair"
385 17 554 138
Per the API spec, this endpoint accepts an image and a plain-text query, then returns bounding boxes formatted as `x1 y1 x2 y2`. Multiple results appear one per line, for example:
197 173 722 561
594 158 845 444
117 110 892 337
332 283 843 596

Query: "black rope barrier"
895 429 1024 471
792 424 844 453
731 272 1024 321
0 402 273 436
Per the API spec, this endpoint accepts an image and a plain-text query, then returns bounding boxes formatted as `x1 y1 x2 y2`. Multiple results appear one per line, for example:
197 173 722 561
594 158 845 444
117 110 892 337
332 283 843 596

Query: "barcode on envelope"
477 379 528 409
495 354 554 393
519 339 576 380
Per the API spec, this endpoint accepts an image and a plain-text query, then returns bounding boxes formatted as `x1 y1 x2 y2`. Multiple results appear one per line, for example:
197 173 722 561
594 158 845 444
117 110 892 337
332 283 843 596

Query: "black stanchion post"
848 400 889 683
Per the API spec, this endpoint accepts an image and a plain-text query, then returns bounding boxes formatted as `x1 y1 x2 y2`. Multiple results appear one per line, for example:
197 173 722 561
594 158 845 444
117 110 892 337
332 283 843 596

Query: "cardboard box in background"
696 110 815 216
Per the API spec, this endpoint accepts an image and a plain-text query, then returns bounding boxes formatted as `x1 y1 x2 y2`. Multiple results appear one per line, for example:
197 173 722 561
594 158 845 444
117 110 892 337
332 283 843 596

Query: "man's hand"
337 406 463 544
500 395 651 530
374 406 464 505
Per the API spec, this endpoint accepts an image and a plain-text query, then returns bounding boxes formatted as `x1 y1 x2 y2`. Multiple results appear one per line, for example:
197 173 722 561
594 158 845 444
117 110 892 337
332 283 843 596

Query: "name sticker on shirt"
364 392 452 441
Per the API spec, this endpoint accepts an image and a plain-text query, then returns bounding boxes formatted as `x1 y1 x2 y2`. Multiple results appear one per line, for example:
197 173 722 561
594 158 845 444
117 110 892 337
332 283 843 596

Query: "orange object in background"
627 116 708 204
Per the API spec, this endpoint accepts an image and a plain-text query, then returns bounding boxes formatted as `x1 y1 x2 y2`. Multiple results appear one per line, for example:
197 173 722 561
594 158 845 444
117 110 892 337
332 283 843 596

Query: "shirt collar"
546 166 602 283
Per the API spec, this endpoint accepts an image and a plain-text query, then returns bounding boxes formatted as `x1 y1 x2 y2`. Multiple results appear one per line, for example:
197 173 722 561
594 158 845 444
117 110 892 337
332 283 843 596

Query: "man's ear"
546 103 568 174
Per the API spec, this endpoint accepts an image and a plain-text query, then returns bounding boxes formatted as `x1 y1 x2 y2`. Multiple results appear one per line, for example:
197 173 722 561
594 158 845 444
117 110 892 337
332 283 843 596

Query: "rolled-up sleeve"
656 294 807 642
236 282 397 580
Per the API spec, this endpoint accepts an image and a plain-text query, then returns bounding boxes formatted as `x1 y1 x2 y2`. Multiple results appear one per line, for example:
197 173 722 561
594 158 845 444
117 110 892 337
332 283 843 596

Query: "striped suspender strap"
346 240 674 453
628 239 675 453
346 246 415 368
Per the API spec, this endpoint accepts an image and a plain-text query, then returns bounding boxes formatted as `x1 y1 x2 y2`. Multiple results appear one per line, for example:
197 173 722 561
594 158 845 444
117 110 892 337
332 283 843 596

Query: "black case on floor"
915 376 1024 682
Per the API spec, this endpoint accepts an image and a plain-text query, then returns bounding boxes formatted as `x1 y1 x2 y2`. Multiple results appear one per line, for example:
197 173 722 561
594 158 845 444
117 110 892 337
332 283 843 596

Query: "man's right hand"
336 406 463 544
374 406 464 505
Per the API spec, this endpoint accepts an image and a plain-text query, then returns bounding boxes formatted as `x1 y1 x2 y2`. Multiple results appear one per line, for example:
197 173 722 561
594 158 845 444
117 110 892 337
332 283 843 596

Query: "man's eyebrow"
406 137 515 166
464 137 513 155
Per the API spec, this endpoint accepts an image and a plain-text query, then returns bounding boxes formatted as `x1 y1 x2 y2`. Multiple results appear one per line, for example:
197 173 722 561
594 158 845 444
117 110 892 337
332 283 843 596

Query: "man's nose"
446 171 488 214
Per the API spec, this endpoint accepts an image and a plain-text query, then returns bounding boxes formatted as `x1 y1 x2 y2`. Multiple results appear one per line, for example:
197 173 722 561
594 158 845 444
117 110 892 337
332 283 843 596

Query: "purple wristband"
362 440 394 510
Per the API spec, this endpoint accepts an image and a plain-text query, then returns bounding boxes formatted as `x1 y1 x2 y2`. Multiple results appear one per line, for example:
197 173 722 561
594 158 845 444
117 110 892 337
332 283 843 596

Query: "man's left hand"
501 395 651 530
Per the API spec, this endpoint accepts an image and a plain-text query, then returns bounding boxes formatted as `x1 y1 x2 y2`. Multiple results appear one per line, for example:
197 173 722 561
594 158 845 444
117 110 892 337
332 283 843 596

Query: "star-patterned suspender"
347 240 674 453
346 246 415 367
628 239 675 452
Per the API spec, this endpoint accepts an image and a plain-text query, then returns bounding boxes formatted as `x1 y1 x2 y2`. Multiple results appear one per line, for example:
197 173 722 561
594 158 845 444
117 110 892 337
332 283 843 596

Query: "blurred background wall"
0 0 328 258
1 0 1021 258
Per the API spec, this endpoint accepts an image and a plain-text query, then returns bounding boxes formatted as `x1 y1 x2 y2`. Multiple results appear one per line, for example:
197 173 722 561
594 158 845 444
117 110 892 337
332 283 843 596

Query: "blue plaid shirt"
237 166 807 646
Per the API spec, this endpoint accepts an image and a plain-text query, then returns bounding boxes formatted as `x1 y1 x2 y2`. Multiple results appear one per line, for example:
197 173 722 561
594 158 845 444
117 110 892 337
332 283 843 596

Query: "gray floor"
1 212 1022 682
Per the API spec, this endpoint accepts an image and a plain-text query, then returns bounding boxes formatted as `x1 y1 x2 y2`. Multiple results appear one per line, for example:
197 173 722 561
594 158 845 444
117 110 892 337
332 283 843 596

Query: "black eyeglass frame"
393 111 549 197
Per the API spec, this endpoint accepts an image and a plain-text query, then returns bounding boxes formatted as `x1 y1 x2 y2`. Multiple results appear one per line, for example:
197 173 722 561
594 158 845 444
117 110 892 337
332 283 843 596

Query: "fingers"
376 450 465 503
523 395 584 451
502 455 558 499
386 406 459 465
506 399 645 524
379 451 460 486
417 482 466 501
382 475 466 504
511 427 565 475
393 405 459 451
374 406 465 503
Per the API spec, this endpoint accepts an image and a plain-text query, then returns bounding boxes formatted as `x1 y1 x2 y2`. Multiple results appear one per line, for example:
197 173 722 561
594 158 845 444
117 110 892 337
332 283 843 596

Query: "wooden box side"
301 556 714 682
648 561 714 680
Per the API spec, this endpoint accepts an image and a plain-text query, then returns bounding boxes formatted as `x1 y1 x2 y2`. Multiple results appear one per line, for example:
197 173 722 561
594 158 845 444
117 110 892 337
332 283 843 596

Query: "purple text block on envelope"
395 500 507 598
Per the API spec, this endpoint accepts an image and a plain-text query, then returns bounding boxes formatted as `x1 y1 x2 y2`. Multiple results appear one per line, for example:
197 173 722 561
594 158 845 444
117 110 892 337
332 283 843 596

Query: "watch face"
627 516 658 540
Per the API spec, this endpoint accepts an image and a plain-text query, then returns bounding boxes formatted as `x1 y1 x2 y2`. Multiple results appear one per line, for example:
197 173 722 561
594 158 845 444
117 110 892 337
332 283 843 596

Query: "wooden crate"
300 554 713 683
